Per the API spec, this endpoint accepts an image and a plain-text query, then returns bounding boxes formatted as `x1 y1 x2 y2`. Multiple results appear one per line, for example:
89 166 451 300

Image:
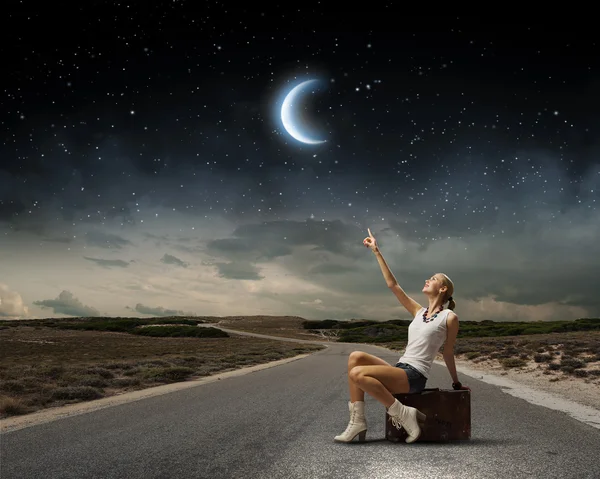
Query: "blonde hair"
438 273 456 311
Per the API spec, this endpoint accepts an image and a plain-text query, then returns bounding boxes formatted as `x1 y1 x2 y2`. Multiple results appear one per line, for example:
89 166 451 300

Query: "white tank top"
397 307 450 379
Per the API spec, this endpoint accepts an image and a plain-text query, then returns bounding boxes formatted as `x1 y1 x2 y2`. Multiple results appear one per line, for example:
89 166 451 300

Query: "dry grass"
0 325 323 418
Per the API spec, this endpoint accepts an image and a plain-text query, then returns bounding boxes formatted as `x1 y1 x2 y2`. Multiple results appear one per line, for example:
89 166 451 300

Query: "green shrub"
141 367 195 382
111 377 141 387
85 367 115 379
0 381 26 393
50 386 103 401
132 326 228 338
338 324 407 343
534 353 553 363
560 358 584 369
501 358 526 368
76 377 109 388
0 396 29 416
302 319 339 329
14 316 204 334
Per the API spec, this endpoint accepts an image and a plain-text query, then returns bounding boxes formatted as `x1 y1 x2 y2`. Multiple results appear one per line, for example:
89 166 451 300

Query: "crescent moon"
281 79 327 145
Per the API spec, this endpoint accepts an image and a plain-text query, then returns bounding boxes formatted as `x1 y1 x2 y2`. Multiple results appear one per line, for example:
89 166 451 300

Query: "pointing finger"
367 228 373 237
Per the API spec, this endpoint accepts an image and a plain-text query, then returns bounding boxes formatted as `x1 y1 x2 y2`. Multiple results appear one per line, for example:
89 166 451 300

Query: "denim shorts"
395 362 427 394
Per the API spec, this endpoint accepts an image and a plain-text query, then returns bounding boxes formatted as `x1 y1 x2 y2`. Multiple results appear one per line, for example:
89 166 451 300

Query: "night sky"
1 8 598 322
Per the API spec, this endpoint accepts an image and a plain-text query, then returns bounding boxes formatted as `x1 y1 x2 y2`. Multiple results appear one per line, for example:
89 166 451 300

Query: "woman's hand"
363 228 379 252
452 382 471 391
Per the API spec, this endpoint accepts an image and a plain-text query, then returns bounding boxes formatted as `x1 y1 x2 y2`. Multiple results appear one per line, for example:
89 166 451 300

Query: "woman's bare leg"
335 351 413 443
338 351 421 443
349 365 411 408
346 351 395 402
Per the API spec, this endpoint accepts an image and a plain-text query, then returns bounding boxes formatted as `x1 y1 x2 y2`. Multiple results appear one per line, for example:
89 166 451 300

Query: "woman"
334 228 468 444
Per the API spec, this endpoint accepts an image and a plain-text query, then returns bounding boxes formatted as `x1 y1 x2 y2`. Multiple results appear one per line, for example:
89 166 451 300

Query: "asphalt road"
2 334 600 479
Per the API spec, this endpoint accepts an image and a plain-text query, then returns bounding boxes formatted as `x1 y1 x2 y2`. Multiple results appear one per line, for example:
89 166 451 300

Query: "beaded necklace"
422 305 444 323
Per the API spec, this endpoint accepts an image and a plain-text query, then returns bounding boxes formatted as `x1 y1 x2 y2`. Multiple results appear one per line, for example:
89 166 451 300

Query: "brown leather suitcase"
385 388 471 442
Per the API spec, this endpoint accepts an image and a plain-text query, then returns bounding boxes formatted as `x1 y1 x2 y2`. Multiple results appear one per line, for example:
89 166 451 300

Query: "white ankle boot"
387 398 426 443
334 401 367 443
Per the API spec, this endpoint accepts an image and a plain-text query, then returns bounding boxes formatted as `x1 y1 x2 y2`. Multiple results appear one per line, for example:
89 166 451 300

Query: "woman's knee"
348 351 366 365
348 365 364 383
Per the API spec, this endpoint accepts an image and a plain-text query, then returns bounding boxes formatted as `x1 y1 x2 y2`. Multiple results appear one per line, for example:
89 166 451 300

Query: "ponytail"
447 296 456 311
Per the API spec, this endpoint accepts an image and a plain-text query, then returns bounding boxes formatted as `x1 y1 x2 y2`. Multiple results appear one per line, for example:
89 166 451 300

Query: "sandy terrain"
449 355 600 411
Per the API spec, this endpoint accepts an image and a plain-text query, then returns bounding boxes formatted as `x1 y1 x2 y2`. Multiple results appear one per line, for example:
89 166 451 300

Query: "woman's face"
423 274 446 295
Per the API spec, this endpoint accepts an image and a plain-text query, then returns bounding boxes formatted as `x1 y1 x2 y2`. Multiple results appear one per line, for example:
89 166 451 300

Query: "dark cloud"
214 261 263 280
83 257 131 268
207 219 363 262
160 254 189 268
33 291 101 317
